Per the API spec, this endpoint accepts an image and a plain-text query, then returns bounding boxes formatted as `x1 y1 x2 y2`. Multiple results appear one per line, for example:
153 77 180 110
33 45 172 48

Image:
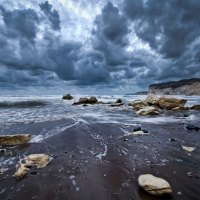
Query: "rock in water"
158 96 187 110
0 134 31 146
171 106 189 111
138 174 172 195
73 96 98 105
115 99 122 104
190 105 200 110
62 94 73 100
13 154 51 179
136 106 159 116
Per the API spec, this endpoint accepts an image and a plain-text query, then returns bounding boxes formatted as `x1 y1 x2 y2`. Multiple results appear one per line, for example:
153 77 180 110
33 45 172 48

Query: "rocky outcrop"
138 174 172 195
136 106 159 116
149 78 200 95
171 106 189 111
190 105 200 110
0 134 31 146
13 154 51 179
73 96 98 105
157 96 187 110
62 94 73 100
145 95 159 106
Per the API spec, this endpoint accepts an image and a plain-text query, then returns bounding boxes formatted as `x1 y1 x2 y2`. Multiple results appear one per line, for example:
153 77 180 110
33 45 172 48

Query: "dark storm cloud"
39 1 61 30
0 6 39 41
123 0 200 59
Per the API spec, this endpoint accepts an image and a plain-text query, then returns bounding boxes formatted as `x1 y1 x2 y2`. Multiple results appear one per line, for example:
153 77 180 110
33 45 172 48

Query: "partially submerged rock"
0 134 31 146
73 96 98 105
136 106 159 116
129 130 149 136
115 99 122 104
190 105 200 110
132 100 147 111
158 96 187 110
13 154 51 179
138 174 172 195
182 145 196 152
62 94 73 100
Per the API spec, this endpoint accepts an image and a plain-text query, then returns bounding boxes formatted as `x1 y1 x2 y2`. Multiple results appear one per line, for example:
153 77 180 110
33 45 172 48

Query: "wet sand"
0 117 200 200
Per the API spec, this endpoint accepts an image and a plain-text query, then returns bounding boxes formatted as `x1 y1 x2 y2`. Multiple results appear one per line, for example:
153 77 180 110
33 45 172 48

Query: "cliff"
149 78 200 95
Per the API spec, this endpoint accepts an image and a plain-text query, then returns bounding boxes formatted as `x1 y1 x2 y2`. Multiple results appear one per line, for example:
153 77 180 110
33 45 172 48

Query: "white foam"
96 144 108 160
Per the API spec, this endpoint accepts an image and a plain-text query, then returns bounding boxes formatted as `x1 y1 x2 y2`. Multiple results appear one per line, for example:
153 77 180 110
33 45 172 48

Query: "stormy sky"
0 0 199 95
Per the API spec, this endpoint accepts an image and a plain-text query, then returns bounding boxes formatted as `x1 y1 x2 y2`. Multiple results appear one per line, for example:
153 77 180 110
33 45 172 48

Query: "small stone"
115 99 122 104
169 138 176 142
123 138 129 141
182 145 196 152
142 129 149 133
177 191 182 195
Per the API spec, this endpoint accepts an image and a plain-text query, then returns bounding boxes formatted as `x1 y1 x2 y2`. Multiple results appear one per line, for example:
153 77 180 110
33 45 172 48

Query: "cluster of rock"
129 95 189 116
73 96 98 105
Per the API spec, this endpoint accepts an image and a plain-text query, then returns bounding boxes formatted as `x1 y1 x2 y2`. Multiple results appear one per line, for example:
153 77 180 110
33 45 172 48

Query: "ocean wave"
0 100 48 108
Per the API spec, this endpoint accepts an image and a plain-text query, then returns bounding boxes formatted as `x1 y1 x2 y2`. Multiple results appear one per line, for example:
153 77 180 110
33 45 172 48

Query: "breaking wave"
0 100 48 108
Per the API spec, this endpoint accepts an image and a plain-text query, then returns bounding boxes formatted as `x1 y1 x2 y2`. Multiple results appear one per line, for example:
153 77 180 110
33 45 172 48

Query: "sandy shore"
0 118 200 200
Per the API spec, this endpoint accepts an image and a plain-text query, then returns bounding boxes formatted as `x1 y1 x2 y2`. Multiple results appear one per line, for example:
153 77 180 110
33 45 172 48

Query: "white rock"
128 131 149 136
138 174 172 195
182 145 196 152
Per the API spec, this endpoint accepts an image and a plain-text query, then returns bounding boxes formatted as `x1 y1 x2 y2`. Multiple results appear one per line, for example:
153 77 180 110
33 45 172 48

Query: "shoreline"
0 118 200 200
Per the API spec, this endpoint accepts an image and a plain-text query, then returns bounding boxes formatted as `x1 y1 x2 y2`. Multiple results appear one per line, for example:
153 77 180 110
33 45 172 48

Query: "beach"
0 95 200 200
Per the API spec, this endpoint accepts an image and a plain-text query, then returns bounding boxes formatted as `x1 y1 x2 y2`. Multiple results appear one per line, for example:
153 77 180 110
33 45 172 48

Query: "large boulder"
138 174 172 195
190 105 200 110
131 100 147 111
62 94 73 100
145 95 159 106
158 96 187 110
0 134 31 146
136 106 159 116
73 96 98 105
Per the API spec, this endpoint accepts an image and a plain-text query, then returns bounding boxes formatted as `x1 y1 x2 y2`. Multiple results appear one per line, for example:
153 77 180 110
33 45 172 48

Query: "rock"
131 131 149 135
133 127 141 132
138 174 172 195
88 96 98 104
142 129 149 133
190 105 200 110
182 145 196 152
73 96 98 105
0 134 31 146
136 106 159 116
109 103 124 107
158 96 187 110
62 93 73 100
13 154 51 179
171 106 189 111
132 100 147 111
186 124 200 131
145 95 159 106
169 138 176 142
115 99 122 104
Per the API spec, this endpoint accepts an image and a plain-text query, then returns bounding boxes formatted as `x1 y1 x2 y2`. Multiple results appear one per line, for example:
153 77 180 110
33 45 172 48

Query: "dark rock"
109 103 124 107
169 138 176 142
186 124 200 131
62 94 73 100
115 99 122 104
73 96 98 105
123 138 129 142
133 127 141 132
142 129 149 133
184 114 189 117
190 105 200 110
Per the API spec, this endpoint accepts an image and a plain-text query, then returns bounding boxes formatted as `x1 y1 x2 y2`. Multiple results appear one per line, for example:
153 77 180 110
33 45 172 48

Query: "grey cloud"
39 1 61 30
